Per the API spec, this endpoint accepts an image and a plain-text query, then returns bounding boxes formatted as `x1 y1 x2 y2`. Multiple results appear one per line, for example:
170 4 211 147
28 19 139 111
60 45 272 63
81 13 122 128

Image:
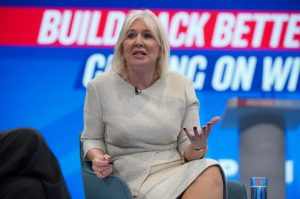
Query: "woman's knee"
197 166 224 187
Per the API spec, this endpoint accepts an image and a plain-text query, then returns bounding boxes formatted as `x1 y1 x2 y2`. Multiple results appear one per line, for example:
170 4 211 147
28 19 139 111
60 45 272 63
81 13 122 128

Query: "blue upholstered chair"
80 137 247 199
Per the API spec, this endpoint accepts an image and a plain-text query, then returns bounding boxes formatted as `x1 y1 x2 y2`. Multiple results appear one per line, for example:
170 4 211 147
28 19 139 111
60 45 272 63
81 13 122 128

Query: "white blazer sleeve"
81 80 106 159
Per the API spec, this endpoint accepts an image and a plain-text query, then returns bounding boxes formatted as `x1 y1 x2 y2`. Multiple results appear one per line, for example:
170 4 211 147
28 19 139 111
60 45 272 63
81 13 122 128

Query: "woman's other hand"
91 154 113 178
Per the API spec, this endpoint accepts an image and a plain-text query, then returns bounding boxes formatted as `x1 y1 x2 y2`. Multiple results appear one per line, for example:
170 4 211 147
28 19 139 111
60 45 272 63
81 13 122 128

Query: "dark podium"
220 98 300 199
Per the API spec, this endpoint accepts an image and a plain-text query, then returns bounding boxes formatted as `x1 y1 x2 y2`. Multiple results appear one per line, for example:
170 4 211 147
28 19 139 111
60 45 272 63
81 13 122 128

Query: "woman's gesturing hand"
183 116 221 150
92 154 113 178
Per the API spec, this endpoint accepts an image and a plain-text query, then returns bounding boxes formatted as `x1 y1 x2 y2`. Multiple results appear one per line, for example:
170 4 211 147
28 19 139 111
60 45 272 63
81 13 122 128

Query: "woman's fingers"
201 125 207 136
193 126 201 137
93 156 111 167
93 158 105 166
183 127 202 139
96 168 112 178
103 167 113 176
183 116 220 138
92 156 113 178
95 171 105 178
103 154 111 161
103 154 113 165
210 116 221 125
94 165 113 178
93 164 112 172
205 116 221 136
92 165 111 174
183 128 193 139
205 123 212 136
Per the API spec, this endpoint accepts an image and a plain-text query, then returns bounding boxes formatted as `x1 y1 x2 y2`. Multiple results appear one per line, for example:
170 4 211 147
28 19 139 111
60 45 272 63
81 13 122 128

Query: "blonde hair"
110 9 170 80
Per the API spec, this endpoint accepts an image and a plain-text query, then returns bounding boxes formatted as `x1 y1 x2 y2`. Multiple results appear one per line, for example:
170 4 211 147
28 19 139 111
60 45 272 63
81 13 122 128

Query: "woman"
81 9 226 199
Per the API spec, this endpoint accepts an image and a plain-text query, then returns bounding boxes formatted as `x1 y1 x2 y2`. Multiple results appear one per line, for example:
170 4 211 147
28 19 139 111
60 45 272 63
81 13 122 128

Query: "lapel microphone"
135 87 142 95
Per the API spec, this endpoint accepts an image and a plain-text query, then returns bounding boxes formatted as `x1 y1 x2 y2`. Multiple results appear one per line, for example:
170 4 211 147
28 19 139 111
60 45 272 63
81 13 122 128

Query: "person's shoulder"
88 71 113 87
164 70 189 83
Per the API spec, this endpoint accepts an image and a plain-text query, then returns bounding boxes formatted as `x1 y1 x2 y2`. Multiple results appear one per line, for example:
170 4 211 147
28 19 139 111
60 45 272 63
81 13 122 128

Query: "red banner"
0 7 299 50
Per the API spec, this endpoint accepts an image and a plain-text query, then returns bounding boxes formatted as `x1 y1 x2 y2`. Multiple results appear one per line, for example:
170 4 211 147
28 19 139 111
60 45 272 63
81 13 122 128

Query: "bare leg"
182 166 224 199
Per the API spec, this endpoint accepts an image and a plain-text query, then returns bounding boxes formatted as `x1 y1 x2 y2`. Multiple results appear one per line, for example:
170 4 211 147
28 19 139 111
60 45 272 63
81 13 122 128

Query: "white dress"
81 70 226 199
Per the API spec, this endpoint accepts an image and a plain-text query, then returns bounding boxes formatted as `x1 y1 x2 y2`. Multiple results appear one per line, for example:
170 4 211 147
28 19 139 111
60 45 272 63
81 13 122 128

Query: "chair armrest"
227 180 247 199
80 133 133 199
81 162 133 199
